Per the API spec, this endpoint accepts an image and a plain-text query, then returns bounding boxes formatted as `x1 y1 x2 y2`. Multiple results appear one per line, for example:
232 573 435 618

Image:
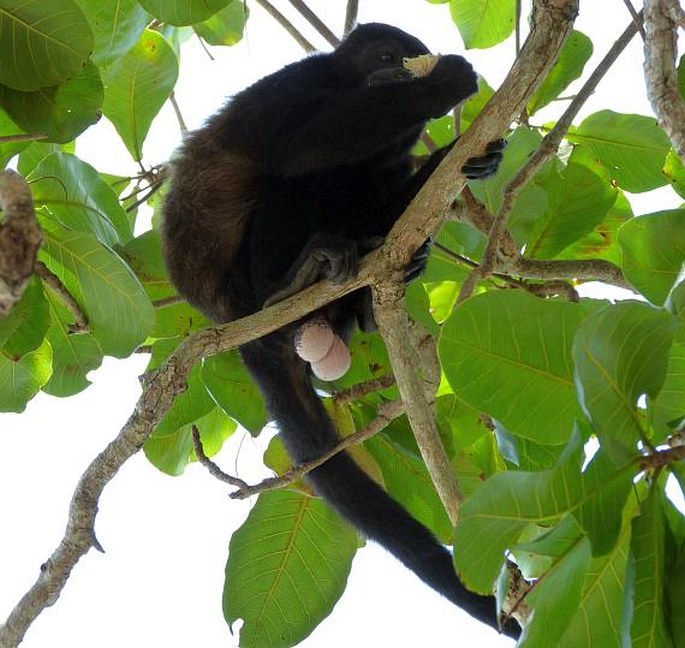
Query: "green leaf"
449 0 515 49
519 537 592 646
42 289 103 397
440 291 587 444
557 498 636 646
194 0 246 46
139 0 230 26
663 149 685 199
470 126 544 215
652 326 685 440
526 156 618 258
453 438 584 593
0 276 49 356
573 302 676 463
201 352 268 435
74 0 149 65
224 490 357 648
145 405 236 475
0 107 29 166
17 142 64 176
364 434 453 543
0 60 103 143
0 0 93 91
631 487 674 648
0 338 52 412
154 364 215 437
573 449 634 555
619 209 685 306
528 31 593 115
101 29 179 161
665 529 685 647
567 111 671 193
30 152 132 246
38 213 154 358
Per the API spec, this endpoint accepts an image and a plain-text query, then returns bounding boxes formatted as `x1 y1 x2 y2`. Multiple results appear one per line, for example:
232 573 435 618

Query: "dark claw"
404 238 432 284
461 138 507 180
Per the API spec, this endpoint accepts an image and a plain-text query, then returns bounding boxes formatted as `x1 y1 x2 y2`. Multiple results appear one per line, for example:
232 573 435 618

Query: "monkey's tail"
240 335 520 639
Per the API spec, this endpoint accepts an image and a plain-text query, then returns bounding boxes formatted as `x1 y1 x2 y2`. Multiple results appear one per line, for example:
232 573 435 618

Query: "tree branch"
254 0 317 52
0 170 42 317
286 0 340 47
193 401 405 498
644 0 685 159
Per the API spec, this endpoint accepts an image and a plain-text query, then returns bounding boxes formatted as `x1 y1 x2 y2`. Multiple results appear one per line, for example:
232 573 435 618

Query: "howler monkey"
162 23 517 638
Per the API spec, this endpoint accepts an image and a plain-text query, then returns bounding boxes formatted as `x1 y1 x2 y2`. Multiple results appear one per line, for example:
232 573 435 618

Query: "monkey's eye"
378 51 394 63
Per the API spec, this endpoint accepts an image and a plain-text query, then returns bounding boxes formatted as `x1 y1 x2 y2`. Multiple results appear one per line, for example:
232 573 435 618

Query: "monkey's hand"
462 138 507 180
263 234 382 308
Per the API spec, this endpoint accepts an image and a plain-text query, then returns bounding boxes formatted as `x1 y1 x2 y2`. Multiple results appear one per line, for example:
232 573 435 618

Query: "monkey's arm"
268 56 478 177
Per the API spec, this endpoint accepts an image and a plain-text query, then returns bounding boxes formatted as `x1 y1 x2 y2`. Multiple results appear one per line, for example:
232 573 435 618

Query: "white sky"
0 2 677 647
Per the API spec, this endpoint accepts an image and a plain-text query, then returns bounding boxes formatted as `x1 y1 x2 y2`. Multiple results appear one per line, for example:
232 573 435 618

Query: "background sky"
0 1 676 647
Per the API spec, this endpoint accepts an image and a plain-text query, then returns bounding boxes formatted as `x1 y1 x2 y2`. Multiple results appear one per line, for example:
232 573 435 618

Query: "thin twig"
622 0 647 38
287 0 339 47
0 133 47 144
334 374 396 404
254 0 316 52
34 262 88 331
344 0 359 34
169 91 188 135
229 400 405 499
191 426 249 488
151 294 185 309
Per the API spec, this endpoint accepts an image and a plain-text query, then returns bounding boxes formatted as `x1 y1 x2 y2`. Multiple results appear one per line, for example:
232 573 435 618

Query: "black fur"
162 23 517 639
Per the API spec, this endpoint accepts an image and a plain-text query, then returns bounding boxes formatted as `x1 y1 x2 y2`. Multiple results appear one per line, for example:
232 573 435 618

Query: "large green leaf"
194 0 246 46
557 498 636 646
0 0 93 91
453 439 584 593
224 490 357 648
201 351 268 435
30 152 132 246
0 107 27 166
0 339 52 412
527 30 593 115
0 60 103 143
526 157 618 259
449 0 515 49
37 214 154 358
652 326 685 440
631 487 674 648
573 302 676 463
101 29 179 161
365 434 453 542
74 0 149 65
0 276 49 356
144 405 235 475
139 0 230 25
619 209 685 305
440 291 588 444
519 537 592 647
42 289 103 397
567 111 671 193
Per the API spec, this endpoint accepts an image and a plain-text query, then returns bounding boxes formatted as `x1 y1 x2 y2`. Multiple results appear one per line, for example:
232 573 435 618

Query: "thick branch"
644 0 685 159
0 170 42 317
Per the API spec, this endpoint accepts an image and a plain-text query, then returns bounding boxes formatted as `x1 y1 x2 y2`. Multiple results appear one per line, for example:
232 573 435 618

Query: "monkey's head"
334 23 431 88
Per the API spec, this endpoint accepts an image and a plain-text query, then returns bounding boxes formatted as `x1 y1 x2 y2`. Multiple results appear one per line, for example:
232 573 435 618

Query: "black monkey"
162 23 517 638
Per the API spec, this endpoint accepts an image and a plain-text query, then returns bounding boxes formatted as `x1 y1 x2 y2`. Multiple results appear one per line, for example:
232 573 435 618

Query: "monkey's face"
335 23 431 88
